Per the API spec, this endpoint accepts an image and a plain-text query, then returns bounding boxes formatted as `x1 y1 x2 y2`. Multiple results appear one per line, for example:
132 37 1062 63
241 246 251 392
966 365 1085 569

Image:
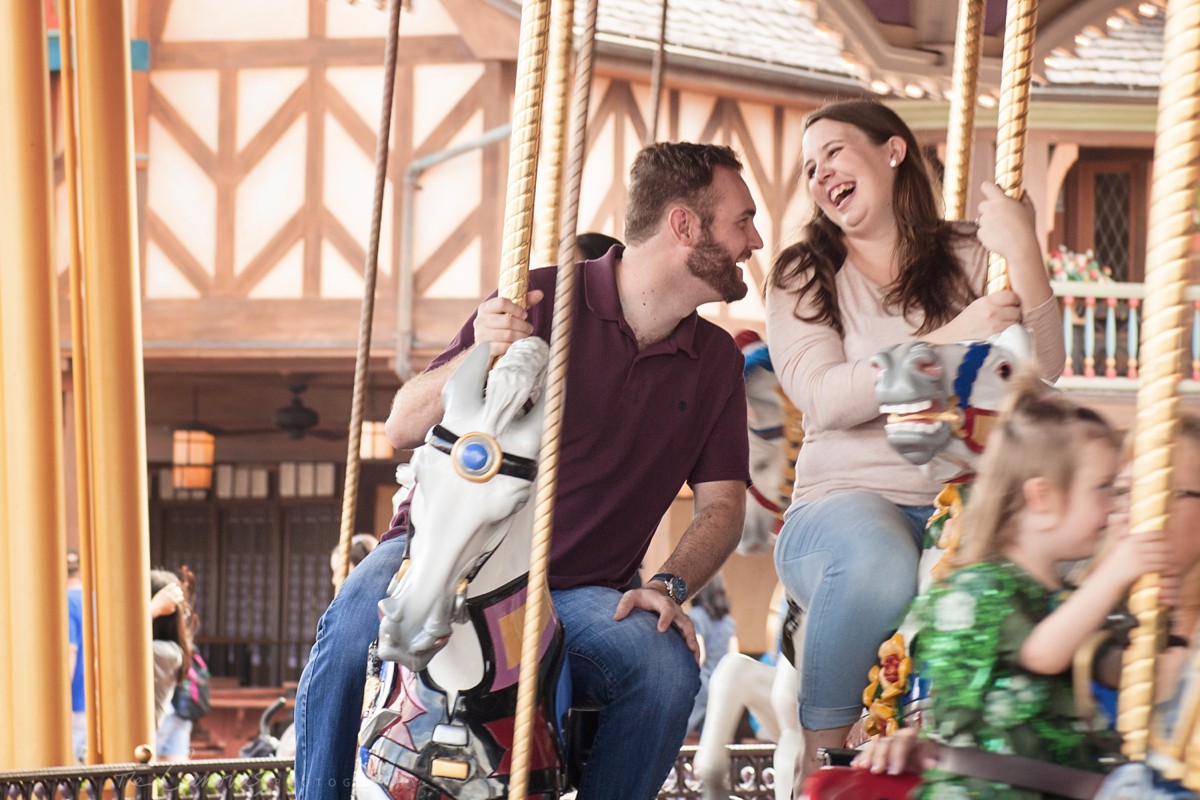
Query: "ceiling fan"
271 381 344 441
177 381 346 441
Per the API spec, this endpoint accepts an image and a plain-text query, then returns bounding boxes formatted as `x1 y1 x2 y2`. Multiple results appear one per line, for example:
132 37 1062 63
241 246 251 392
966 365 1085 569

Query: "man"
294 141 762 799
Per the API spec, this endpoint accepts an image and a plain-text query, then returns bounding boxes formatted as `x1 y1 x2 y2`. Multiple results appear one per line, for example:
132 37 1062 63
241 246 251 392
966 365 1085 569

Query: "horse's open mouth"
882 398 955 430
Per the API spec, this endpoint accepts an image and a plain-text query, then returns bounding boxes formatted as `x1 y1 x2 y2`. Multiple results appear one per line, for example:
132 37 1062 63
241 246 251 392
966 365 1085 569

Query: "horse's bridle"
428 424 538 483
950 341 1002 454
401 423 540 624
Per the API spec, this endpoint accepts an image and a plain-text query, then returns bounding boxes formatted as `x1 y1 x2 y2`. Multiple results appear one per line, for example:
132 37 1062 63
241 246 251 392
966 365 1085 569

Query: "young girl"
903 378 1171 798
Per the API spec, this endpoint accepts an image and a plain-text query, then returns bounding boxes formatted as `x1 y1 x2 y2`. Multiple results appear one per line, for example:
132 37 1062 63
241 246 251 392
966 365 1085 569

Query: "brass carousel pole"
334 0 403 594
942 0 984 220
500 0 559 791
533 0 575 268
75 0 156 763
58 0 103 762
1119 0 1200 766
987 0 1038 294
0 0 73 768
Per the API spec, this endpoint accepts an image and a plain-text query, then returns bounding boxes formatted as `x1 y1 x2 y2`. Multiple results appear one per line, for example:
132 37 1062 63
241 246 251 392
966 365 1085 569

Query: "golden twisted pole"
986 0 1038 295
942 0 984 220
534 0 576 268
334 0 402 593
1118 0 1200 765
504 0 571 796
496 0 553 307
58 0 103 761
645 0 669 145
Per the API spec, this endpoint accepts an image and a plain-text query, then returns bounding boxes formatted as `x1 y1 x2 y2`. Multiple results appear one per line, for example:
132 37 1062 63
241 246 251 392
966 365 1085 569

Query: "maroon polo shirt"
382 247 749 590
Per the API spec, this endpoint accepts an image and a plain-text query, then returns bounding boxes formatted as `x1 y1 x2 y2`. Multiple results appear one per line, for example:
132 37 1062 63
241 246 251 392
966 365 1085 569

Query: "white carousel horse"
696 332 801 800
695 594 802 800
737 331 789 556
354 337 568 800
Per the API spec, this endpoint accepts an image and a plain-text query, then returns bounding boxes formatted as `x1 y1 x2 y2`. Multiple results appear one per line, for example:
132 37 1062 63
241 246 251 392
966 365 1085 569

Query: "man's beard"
686 227 749 302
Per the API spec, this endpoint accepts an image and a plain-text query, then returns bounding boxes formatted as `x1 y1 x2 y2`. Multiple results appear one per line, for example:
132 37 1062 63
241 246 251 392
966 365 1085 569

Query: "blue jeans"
294 537 698 800
774 491 930 730
552 585 699 800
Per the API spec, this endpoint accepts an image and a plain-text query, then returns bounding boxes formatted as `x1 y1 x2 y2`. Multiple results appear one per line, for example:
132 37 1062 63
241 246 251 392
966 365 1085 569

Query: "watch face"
669 576 687 603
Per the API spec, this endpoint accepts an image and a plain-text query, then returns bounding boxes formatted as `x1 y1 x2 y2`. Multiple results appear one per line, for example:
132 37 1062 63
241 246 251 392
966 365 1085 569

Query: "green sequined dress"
910 559 1104 800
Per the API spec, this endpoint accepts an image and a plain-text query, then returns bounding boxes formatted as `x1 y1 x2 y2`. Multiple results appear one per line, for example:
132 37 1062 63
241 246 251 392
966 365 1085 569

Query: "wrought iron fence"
0 758 294 800
0 746 778 800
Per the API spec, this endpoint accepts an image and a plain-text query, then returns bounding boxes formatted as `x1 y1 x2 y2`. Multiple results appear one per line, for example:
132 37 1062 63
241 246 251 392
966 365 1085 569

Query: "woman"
150 569 191 755
764 100 1065 781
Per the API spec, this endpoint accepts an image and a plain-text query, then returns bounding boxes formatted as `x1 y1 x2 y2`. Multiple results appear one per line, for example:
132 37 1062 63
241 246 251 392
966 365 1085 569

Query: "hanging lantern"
360 420 394 461
172 429 215 489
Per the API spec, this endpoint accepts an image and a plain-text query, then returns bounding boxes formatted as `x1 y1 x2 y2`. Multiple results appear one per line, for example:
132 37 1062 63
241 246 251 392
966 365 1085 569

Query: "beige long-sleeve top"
765 229 1065 508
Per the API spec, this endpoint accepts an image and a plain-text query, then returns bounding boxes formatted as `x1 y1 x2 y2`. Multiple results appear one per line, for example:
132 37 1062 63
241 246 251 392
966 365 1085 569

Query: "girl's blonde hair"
953 371 1120 568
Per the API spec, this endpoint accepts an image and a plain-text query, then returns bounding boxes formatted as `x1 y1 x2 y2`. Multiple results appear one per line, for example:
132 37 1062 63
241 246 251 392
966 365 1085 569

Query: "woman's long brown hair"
768 100 977 337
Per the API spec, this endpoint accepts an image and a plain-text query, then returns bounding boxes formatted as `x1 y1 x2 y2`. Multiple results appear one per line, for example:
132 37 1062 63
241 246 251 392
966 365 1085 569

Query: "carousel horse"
696 334 802 800
354 337 568 800
695 596 802 800
736 331 790 556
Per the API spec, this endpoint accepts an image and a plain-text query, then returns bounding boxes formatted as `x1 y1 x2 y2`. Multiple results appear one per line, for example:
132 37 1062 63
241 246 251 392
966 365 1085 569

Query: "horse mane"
482 338 547 436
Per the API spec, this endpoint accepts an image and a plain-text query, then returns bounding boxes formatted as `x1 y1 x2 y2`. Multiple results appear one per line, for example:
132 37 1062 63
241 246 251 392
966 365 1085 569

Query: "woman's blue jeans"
773 491 930 730
294 536 698 800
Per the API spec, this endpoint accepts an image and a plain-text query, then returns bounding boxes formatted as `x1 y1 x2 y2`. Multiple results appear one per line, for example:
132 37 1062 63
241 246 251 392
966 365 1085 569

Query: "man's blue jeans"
294 535 699 800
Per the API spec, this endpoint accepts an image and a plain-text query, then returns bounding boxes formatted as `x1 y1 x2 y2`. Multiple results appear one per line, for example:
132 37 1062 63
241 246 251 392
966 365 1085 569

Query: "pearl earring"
889 158 898 168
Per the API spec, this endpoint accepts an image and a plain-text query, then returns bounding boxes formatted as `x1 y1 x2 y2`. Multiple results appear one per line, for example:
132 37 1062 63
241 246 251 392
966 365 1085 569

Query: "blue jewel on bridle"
428 424 538 483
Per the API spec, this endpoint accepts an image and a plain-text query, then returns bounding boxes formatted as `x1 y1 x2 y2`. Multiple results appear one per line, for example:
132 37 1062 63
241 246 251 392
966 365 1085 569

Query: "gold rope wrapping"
508 0 597 796
645 0 669 145
942 0 984 220
986 0 1038 295
334 0 402 594
497 0 553 307
1119 0 1200 766
533 0 575 268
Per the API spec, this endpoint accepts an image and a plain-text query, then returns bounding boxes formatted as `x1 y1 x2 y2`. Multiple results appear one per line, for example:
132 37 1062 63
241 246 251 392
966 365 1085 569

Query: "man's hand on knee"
612 588 700 661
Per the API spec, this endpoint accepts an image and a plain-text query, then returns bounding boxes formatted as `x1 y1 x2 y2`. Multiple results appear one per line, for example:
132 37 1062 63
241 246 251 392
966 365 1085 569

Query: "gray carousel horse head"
872 324 1035 484
376 337 548 672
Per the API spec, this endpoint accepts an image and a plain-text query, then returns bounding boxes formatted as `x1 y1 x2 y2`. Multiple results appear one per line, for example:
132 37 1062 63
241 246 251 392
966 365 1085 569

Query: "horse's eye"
996 362 1013 379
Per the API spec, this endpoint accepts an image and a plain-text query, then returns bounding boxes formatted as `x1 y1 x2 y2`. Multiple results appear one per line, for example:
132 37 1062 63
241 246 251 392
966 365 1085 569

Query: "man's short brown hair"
624 142 743 245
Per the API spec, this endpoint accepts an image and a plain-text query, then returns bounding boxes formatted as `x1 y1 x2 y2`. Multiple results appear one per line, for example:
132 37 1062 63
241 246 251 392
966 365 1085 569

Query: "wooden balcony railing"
1051 280 1200 393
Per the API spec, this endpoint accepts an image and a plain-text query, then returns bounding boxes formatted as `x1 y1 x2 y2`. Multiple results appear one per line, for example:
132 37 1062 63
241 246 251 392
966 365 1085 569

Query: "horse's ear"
989 324 1033 362
441 343 490 425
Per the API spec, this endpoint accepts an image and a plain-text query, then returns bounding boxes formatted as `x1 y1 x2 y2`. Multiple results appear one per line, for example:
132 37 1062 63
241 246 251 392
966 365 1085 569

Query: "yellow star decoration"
862 633 912 737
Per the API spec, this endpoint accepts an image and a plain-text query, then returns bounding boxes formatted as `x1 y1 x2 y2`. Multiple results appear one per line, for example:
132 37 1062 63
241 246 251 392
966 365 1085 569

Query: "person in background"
66 549 86 763
685 574 738 736
576 231 623 262
157 567 201 761
328 533 379 591
150 570 191 743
